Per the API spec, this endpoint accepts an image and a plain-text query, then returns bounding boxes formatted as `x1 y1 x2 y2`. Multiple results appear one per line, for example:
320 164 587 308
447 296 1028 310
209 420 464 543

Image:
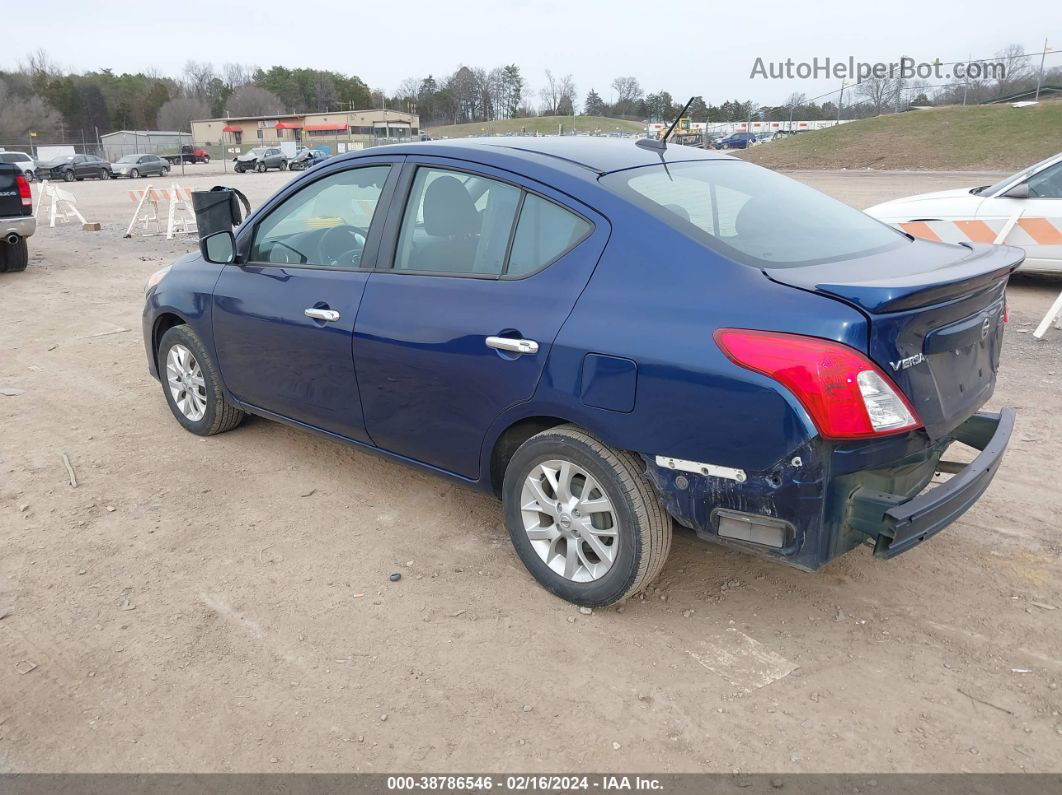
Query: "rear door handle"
485 336 539 355
305 308 340 322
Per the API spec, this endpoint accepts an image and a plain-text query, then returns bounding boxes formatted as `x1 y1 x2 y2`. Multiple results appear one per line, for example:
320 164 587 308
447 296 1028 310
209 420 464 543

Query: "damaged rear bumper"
848 408 1014 559
644 408 1014 571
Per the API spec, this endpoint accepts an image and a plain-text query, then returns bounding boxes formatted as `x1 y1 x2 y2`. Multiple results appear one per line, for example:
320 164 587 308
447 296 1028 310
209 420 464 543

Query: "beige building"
191 109 420 154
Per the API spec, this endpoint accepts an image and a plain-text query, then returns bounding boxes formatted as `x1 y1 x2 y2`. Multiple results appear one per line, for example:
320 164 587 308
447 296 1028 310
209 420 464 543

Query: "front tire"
130 168 140 179
256 162 266 173
502 425 671 607
157 325 245 436
63 170 75 182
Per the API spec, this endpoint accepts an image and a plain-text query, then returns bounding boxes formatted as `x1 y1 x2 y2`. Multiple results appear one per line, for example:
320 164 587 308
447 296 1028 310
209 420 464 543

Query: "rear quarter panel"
497 196 872 475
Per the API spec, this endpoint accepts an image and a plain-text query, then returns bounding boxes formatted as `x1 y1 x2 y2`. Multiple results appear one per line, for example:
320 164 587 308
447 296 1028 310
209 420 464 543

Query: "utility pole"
962 53 971 106
1035 39 1051 100
837 80 846 122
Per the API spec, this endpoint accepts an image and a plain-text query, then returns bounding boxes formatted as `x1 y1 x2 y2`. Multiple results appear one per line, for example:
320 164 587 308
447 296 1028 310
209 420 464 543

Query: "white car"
0 151 36 181
865 153 1062 274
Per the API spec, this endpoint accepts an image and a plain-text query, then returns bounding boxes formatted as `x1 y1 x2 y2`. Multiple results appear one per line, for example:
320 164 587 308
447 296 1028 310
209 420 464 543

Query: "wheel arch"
487 416 575 497
152 311 188 370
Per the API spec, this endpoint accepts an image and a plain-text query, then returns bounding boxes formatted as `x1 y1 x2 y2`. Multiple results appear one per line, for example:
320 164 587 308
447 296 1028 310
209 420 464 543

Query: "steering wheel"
317 224 368 267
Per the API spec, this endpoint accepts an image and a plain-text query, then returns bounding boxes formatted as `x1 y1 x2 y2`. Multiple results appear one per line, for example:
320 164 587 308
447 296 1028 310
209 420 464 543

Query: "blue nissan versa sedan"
143 138 1020 607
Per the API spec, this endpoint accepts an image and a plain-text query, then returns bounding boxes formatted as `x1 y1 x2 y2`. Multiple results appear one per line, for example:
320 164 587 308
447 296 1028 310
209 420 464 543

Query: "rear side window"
602 160 906 268
395 167 521 275
508 195 591 276
394 166 591 277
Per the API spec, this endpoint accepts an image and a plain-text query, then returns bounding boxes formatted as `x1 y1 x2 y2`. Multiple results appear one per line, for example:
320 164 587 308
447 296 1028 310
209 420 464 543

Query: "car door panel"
212 159 400 442
354 159 610 478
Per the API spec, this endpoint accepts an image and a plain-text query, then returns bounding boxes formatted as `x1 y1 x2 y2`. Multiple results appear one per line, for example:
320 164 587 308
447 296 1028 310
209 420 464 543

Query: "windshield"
981 154 1060 196
248 148 268 156
116 155 140 163
601 160 908 268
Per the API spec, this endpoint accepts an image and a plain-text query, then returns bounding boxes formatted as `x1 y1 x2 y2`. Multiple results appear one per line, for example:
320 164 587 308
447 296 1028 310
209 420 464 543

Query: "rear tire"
162 166 170 176
502 425 671 607
157 325 245 436
0 237 29 273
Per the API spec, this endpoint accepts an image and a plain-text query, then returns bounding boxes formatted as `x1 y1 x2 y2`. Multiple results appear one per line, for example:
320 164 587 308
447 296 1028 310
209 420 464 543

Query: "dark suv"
0 162 34 273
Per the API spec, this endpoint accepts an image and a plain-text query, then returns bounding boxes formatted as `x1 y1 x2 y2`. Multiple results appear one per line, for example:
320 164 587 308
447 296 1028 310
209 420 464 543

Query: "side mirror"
1002 182 1030 199
201 230 236 264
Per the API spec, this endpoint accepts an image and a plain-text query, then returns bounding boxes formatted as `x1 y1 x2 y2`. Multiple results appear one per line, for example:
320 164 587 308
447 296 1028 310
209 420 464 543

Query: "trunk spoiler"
765 242 1025 314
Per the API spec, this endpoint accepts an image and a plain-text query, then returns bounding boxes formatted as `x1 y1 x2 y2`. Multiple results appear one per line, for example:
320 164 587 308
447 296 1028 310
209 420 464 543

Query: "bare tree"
395 77 420 113
157 96 210 131
0 79 61 140
183 60 217 99
991 44 1032 98
540 70 576 116
540 69 560 115
226 85 283 117
856 75 898 115
222 63 253 91
611 76 641 104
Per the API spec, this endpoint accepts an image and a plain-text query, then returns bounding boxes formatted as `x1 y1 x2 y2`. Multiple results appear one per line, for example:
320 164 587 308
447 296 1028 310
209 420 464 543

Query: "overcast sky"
12 0 1061 107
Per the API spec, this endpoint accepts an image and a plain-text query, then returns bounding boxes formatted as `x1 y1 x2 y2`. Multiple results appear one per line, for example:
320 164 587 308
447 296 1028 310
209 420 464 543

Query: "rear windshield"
601 160 908 268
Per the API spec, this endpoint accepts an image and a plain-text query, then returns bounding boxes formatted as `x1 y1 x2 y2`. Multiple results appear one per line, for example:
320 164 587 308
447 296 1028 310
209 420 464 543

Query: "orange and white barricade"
896 214 1062 249
33 180 87 228
164 183 196 240
892 210 1062 339
124 183 197 239
124 184 165 237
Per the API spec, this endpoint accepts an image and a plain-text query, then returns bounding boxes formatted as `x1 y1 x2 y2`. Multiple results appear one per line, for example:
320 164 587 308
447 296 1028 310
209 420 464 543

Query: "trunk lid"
765 239 1023 439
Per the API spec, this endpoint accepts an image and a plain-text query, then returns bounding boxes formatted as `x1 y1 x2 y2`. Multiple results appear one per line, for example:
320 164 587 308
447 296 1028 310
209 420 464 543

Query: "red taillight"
714 329 922 439
16 175 31 207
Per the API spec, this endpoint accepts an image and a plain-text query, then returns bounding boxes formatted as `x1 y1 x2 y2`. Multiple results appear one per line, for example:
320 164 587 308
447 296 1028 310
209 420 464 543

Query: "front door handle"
486 336 539 355
305 308 340 322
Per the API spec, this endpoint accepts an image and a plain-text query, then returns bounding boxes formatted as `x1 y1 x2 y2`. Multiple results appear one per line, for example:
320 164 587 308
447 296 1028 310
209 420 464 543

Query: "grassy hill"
427 115 644 139
740 103 1062 171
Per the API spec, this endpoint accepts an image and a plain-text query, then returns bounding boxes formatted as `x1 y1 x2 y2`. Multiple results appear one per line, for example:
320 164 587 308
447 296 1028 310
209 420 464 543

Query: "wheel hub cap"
165 344 207 422
519 459 619 583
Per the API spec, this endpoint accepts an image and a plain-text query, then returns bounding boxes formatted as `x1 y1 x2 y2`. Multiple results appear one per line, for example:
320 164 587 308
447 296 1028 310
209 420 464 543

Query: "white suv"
0 151 36 181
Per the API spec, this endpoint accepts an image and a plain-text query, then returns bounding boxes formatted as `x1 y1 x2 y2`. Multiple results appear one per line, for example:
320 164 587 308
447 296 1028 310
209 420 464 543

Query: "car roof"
338 137 734 178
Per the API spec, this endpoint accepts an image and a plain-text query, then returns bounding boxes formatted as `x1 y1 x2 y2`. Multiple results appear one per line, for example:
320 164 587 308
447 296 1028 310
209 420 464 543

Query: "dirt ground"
1 165 1061 774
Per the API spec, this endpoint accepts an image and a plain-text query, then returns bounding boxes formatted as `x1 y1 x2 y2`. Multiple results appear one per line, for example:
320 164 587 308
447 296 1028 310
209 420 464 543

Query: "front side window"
602 160 906 268
250 165 390 269
395 168 521 275
1026 162 1062 198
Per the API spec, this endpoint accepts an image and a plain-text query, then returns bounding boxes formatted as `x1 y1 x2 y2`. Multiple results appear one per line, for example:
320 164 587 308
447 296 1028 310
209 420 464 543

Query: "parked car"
35 154 112 182
0 151 37 181
716 132 758 150
288 148 330 170
757 132 787 144
866 152 1062 274
0 162 34 273
164 145 211 165
234 147 287 173
112 154 171 179
143 138 1019 606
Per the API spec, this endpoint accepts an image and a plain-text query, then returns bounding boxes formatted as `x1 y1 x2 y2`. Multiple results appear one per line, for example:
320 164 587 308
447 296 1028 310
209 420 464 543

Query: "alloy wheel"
520 459 619 582
166 344 208 421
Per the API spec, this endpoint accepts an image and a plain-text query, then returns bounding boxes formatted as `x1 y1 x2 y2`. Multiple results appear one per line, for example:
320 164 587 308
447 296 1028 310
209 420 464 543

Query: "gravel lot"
1 165 1060 773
